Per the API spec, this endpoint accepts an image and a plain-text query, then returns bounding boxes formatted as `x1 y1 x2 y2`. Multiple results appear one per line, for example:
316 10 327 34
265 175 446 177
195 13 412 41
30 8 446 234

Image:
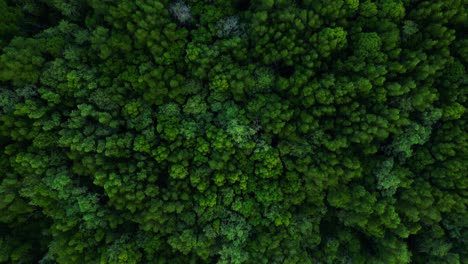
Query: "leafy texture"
0 0 467 263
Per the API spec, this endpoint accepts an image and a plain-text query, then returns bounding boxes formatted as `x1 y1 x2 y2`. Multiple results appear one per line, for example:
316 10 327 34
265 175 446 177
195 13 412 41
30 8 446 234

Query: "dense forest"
0 0 467 263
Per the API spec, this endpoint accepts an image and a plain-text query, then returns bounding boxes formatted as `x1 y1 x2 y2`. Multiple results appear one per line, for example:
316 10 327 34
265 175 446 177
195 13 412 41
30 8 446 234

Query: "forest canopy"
0 0 467 263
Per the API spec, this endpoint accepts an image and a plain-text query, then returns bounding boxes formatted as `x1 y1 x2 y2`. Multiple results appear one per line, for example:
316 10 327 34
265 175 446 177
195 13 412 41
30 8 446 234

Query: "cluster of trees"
0 0 466 263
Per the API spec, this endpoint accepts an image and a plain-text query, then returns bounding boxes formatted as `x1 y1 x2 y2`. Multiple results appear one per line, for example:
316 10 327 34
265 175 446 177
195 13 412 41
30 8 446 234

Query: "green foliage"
0 0 466 263
0 0 23 48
